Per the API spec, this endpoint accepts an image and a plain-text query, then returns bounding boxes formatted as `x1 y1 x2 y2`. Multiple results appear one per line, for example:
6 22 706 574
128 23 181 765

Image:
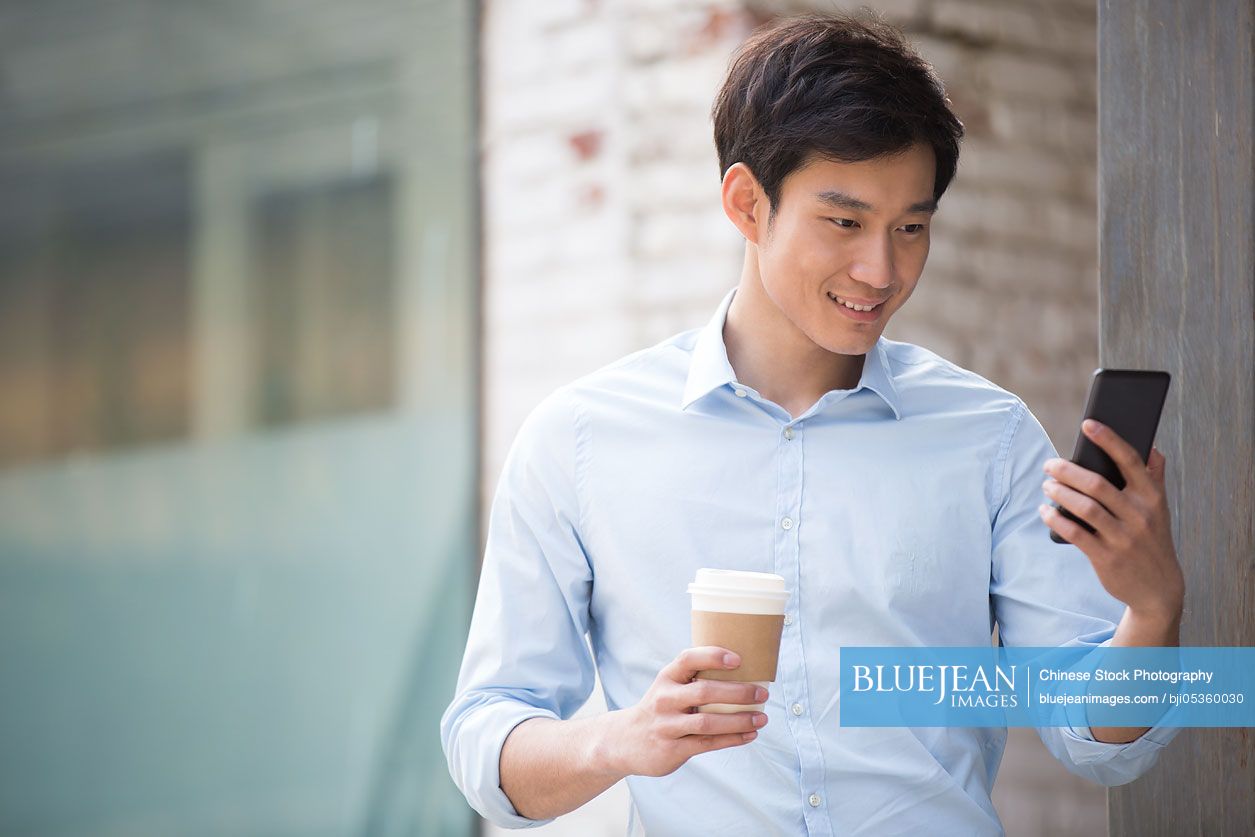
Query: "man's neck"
723 272 868 421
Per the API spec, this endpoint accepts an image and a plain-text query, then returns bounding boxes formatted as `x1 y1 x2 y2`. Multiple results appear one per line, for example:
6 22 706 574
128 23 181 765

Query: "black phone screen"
1049 369 1171 545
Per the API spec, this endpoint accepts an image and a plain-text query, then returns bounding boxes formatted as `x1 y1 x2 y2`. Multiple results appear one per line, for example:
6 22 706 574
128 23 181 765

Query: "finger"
677 678 767 711
1044 458 1136 522
674 708 766 739
1042 477 1120 536
1039 502 1101 553
1081 420 1150 492
1148 446 1167 487
679 729 759 758
662 646 741 684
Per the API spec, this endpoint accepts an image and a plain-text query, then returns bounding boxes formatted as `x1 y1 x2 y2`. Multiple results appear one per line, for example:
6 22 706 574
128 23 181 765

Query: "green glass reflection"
0 1 479 834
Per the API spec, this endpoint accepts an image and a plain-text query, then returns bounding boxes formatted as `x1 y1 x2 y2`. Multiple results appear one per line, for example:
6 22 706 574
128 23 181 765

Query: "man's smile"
828 291 886 321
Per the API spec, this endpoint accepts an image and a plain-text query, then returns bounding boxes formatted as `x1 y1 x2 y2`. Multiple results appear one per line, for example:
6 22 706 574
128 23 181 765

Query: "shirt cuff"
458 699 563 828
1060 703 1184 765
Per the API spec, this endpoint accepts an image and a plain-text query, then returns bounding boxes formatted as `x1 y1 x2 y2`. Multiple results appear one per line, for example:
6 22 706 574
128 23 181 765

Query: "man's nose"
848 235 896 289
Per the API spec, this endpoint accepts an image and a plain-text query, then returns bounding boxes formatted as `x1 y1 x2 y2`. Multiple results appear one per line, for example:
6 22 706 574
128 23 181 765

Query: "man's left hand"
1038 419 1185 621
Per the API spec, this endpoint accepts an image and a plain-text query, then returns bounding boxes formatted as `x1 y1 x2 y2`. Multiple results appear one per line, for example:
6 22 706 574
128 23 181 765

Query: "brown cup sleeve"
690 609 785 682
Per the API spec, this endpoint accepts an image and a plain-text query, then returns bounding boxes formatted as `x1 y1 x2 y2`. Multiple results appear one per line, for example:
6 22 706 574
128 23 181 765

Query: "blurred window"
248 172 397 427
0 151 192 467
0 157 399 468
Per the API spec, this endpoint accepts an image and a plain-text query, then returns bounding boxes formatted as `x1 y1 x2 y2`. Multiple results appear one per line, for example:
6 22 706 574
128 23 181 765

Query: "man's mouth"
827 291 886 320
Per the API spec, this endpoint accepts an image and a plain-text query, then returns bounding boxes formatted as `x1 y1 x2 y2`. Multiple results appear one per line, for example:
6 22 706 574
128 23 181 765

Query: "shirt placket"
773 417 833 836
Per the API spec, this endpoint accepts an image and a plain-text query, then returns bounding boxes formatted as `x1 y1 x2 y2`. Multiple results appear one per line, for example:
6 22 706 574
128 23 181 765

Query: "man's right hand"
594 646 769 778
498 646 770 821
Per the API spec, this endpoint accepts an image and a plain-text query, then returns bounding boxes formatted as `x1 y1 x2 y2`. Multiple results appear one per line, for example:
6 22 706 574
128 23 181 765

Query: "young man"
441 12 1184 836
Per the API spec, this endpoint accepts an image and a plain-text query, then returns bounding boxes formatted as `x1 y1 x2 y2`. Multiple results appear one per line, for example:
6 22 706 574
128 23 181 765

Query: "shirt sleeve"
989 398 1180 787
439 386 598 828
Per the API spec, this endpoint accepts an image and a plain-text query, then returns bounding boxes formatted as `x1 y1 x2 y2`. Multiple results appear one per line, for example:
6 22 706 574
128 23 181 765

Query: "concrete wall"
1101 1 1255 832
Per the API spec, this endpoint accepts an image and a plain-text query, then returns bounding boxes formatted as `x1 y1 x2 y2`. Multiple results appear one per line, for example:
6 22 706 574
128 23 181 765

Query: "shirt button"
809 793 822 807
791 702 804 716
783 614 793 626
783 426 795 440
780 517 793 530
734 388 747 397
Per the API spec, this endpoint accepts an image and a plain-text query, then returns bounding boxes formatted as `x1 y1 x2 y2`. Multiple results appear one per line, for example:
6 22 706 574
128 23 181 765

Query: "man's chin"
814 327 884 356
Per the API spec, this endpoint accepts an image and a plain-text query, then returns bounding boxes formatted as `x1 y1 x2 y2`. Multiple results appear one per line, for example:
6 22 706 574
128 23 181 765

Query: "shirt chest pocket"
882 544 941 603
879 488 990 599
877 522 995 640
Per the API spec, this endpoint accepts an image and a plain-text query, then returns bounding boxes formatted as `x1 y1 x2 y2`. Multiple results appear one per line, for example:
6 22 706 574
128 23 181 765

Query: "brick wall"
481 1 1103 834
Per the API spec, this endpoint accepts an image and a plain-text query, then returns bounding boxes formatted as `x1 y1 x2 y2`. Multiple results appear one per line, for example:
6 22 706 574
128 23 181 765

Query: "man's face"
753 143 937 355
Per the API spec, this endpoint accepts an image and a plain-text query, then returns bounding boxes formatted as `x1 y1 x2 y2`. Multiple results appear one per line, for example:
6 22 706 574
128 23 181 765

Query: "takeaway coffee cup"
687 568 790 714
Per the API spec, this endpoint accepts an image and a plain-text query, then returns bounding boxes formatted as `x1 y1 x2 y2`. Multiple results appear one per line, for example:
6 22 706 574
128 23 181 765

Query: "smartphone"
1049 369 1171 545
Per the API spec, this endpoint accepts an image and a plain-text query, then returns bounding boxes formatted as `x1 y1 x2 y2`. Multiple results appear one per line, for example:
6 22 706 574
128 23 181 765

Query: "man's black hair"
711 9 965 231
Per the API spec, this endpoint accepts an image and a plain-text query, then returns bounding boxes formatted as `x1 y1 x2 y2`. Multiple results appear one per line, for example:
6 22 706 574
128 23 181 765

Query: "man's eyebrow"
815 190 938 215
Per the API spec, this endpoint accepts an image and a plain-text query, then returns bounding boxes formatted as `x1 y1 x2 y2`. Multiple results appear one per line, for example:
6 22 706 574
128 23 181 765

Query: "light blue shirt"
440 287 1179 836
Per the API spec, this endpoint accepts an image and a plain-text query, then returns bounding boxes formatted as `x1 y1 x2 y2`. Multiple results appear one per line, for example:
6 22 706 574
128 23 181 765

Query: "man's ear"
721 162 767 246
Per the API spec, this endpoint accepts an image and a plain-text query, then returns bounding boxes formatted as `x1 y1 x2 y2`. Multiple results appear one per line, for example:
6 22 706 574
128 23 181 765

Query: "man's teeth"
828 292 878 312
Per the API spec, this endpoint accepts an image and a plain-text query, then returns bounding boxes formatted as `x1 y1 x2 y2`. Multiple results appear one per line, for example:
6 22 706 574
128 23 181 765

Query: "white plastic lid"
687 568 789 599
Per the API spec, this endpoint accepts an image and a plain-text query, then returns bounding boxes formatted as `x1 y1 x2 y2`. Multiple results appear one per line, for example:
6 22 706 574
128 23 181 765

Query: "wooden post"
1099 1 1255 833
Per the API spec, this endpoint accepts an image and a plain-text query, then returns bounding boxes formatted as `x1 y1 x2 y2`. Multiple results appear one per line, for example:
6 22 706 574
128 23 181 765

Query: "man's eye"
900 224 926 234
829 218 857 229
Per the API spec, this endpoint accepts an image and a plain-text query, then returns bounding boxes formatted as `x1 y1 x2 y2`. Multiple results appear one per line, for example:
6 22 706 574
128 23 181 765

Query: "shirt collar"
679 286 903 420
